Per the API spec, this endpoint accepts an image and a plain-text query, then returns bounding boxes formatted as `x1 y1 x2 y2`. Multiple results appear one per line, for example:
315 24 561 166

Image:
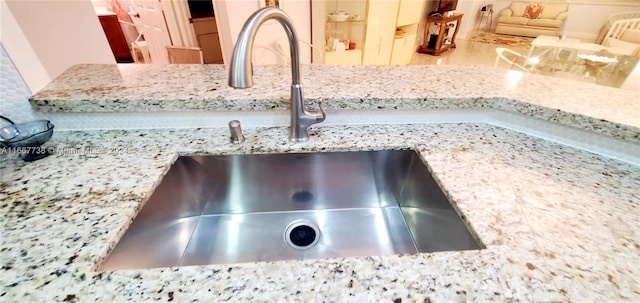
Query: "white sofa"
495 1 568 37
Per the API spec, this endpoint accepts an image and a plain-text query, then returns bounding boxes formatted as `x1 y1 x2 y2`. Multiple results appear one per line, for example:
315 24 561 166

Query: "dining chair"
124 14 151 63
166 46 204 64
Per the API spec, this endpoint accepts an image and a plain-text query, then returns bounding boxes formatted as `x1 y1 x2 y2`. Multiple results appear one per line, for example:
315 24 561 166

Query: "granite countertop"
30 64 640 143
1 123 639 302
2 64 639 302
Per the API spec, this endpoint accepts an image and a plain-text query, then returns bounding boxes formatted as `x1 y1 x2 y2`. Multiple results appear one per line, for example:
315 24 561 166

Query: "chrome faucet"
228 7 326 142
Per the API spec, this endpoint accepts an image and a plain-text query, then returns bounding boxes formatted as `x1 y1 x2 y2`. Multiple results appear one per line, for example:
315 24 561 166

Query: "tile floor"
415 32 637 90
411 32 527 69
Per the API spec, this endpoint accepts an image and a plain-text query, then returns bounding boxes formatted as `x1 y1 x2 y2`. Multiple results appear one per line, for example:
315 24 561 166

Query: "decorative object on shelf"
431 0 458 16
333 39 348 51
0 115 54 162
260 0 279 8
328 11 349 22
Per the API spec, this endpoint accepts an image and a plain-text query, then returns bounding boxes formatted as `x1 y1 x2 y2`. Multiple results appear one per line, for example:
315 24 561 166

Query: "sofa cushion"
539 3 568 19
527 18 563 28
525 4 543 19
499 16 530 26
620 30 640 44
509 2 529 16
604 37 639 56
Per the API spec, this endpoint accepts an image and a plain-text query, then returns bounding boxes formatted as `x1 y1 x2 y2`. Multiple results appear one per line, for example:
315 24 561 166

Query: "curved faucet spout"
229 8 300 88
229 7 326 142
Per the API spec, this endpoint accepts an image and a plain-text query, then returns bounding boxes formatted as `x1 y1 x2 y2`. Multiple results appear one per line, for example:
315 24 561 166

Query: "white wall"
214 0 312 65
1 0 115 93
562 2 640 40
0 1 50 93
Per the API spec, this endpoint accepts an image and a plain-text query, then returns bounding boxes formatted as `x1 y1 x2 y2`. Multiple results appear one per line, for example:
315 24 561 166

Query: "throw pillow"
525 4 543 19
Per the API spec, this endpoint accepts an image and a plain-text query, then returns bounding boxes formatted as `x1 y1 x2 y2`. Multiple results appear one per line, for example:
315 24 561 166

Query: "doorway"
188 0 224 64
92 0 224 64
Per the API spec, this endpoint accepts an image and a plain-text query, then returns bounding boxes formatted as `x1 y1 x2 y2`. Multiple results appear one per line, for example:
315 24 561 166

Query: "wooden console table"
418 13 463 56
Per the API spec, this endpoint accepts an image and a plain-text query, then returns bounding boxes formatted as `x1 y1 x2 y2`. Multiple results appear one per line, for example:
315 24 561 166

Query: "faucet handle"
315 102 326 123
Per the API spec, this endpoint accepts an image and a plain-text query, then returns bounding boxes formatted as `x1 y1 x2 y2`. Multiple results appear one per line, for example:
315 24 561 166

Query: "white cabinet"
312 0 367 65
396 0 424 27
325 50 363 65
362 0 400 65
324 19 366 65
390 0 423 65
311 0 424 65
390 33 417 65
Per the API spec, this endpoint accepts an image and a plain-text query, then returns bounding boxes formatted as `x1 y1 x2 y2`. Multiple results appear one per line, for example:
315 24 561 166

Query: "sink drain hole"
291 191 313 203
285 220 320 249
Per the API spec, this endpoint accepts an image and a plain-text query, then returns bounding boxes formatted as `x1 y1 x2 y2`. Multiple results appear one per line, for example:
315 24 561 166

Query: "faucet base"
229 7 326 142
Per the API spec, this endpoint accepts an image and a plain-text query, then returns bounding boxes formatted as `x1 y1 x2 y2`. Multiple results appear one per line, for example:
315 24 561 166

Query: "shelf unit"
324 19 366 65
311 1 367 65
390 0 424 65
418 13 463 56
311 0 424 65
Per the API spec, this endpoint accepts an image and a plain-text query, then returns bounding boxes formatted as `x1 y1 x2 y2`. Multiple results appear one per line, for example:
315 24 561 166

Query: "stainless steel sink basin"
99 150 482 271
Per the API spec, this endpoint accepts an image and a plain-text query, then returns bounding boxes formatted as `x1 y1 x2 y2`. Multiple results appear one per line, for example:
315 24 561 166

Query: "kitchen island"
2 64 639 302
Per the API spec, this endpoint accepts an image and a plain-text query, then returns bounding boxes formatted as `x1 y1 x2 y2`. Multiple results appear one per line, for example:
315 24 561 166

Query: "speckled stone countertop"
30 64 640 143
1 123 639 302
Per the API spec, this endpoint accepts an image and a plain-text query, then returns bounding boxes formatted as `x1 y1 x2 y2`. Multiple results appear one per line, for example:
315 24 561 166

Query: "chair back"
602 18 640 43
166 46 204 64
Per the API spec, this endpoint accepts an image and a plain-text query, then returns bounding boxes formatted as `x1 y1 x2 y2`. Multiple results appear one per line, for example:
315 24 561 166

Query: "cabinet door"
396 0 424 27
192 17 223 64
362 0 399 65
325 50 363 65
390 34 416 65
198 33 223 64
